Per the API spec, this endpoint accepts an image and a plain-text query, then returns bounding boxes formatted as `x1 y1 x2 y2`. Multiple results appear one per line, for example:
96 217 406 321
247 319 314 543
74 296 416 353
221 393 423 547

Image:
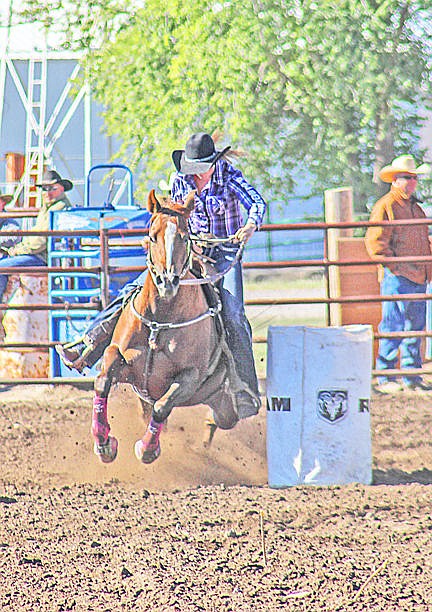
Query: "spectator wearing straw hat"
0 192 20 256
0 169 73 306
365 155 432 393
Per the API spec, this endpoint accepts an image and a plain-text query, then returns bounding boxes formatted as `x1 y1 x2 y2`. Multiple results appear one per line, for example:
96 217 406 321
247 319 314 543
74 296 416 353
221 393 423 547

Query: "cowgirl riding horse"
57 132 267 419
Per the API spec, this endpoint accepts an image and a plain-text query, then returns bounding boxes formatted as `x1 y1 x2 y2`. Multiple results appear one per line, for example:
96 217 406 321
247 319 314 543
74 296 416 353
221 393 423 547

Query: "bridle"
146 237 192 287
132 206 223 341
146 208 193 289
128 208 243 402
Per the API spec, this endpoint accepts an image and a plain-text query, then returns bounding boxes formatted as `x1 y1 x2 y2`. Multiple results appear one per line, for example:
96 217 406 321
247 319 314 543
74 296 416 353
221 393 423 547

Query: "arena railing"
0 212 431 384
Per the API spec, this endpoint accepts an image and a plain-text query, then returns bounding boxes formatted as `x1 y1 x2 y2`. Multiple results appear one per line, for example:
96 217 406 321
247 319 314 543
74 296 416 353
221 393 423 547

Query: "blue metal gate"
48 164 151 377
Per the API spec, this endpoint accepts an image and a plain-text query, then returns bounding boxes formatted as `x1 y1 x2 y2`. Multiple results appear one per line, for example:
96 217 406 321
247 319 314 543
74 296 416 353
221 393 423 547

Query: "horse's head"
144 189 195 299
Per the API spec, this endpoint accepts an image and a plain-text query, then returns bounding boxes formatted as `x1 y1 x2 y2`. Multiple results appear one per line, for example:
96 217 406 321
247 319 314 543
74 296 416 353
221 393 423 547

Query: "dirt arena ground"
0 382 431 611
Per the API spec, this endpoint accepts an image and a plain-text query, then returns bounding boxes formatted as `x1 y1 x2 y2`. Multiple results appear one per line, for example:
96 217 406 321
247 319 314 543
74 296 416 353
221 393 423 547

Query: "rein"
180 236 245 286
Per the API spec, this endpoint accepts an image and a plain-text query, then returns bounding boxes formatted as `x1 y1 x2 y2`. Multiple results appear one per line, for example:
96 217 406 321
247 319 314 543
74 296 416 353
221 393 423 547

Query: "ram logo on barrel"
317 390 348 423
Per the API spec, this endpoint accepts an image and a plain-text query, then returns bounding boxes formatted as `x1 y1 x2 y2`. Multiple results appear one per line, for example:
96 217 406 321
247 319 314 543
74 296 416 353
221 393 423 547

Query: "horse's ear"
147 189 162 213
183 190 196 217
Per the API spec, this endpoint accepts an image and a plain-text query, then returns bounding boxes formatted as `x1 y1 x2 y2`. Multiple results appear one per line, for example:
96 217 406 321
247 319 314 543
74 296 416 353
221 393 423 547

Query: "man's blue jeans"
0 254 46 303
377 268 427 385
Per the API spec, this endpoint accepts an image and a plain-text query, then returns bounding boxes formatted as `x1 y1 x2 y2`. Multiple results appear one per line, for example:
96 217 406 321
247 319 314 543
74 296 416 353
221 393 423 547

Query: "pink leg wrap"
142 417 163 448
91 395 110 444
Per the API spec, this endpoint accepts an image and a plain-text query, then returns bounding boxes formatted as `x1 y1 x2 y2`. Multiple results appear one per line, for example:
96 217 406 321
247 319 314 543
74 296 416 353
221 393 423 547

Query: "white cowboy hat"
379 155 431 183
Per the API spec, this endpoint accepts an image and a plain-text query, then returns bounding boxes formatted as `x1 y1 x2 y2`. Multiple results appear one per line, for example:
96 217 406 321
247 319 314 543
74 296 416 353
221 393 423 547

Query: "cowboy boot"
55 336 97 373
55 310 122 373
235 389 261 419
218 333 261 419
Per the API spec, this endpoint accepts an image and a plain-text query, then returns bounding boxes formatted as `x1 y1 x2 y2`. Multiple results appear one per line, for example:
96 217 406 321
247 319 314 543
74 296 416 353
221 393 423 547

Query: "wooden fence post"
324 187 353 325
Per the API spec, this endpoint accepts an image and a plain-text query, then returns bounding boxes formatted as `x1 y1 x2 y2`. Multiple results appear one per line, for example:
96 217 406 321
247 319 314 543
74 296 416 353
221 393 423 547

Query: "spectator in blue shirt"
58 132 266 419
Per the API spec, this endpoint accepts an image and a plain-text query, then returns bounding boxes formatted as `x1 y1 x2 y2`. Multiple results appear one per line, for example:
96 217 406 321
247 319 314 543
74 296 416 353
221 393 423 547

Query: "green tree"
19 0 432 211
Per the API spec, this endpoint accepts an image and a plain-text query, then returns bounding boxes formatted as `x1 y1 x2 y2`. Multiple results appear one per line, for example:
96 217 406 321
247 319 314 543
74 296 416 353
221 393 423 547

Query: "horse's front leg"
135 367 199 464
91 344 124 464
152 366 200 422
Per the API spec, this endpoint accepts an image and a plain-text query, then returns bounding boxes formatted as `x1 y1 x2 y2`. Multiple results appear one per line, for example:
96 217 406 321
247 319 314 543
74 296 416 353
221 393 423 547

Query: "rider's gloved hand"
233 219 257 243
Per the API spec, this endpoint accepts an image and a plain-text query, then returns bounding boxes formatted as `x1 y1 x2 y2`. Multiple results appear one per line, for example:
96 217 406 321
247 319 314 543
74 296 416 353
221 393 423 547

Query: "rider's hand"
233 219 257 243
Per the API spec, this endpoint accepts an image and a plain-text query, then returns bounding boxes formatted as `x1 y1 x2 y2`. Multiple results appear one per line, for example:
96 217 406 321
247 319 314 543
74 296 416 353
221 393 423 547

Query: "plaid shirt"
171 159 266 237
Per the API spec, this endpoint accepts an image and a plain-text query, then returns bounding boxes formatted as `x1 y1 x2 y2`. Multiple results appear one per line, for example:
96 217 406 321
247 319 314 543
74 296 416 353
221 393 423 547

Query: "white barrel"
0 275 49 378
266 325 373 487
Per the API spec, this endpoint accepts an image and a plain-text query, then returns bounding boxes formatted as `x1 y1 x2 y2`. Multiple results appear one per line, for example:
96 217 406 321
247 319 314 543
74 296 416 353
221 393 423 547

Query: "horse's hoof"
94 435 118 463
134 439 161 464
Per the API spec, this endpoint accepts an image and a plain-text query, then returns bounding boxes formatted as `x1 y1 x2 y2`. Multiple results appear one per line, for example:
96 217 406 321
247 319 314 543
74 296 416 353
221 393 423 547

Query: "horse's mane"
157 198 189 217
150 190 196 221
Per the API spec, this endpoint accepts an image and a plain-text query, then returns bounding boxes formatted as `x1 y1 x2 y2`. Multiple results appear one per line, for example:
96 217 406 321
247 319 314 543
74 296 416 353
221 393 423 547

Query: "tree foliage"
19 0 432 211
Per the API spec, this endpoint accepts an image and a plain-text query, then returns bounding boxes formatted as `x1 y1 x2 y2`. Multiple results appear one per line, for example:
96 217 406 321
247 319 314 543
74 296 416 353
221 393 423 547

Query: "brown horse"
91 189 239 464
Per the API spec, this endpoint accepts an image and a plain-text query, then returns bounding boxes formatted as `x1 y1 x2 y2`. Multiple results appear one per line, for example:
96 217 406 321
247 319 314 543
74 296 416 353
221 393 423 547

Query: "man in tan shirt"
365 155 431 393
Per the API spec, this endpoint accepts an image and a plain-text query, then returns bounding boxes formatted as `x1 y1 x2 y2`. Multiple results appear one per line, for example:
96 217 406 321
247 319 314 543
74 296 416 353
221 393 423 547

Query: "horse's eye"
149 234 157 243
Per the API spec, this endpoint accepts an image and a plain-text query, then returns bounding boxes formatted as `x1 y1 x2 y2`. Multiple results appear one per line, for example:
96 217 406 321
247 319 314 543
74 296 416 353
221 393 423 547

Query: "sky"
0 0 145 54
0 0 62 54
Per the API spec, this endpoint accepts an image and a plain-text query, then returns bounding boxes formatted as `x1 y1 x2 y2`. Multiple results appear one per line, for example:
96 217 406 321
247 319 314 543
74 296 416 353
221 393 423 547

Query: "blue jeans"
208 244 259 396
377 268 427 385
0 254 46 303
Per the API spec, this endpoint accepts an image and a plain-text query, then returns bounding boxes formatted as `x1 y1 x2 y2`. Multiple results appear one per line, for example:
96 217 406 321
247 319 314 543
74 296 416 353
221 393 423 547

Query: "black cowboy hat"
172 132 231 175
36 169 73 192
0 192 13 204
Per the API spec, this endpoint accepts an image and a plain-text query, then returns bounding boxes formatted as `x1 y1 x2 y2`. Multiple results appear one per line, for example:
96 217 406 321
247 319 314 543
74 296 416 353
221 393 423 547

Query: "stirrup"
55 341 88 373
62 337 83 350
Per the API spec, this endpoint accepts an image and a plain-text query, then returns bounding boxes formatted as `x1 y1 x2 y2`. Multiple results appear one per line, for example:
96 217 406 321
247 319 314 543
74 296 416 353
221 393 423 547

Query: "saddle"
189 266 256 410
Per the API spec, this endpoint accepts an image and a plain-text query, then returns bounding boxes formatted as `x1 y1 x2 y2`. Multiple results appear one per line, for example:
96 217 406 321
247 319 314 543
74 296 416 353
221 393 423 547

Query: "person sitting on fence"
0 169 73 307
365 154 432 394
0 191 20 257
